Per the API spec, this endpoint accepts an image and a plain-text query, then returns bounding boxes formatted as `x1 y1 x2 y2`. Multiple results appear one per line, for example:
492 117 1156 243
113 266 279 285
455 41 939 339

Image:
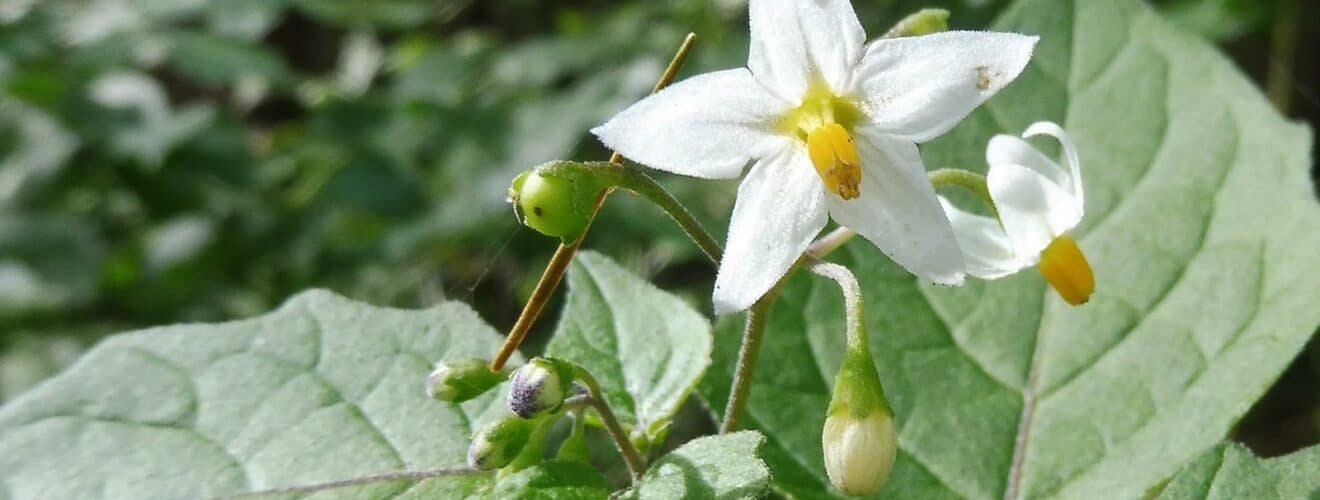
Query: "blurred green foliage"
0 0 1017 348
0 0 1316 454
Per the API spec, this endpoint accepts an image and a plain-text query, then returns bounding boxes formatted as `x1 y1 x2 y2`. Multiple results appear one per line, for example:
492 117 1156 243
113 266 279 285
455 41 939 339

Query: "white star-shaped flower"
592 0 1038 314
939 121 1094 305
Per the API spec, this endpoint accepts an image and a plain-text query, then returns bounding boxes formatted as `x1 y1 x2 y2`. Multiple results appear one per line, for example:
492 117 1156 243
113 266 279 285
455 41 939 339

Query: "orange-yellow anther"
807 123 862 200
1037 235 1094 306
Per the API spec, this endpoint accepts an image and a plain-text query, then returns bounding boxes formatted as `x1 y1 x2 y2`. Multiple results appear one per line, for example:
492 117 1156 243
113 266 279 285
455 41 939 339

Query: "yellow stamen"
807 123 862 200
1037 235 1094 306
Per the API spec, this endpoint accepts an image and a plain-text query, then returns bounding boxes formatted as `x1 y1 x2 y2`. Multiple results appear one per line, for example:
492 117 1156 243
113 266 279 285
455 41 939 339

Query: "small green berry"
516 171 591 239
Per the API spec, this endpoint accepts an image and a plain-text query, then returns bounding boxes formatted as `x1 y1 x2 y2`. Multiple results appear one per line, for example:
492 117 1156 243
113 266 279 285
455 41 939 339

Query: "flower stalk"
489 33 698 372
719 288 780 434
530 161 723 262
929 168 996 218
571 364 647 482
810 261 897 497
883 8 950 38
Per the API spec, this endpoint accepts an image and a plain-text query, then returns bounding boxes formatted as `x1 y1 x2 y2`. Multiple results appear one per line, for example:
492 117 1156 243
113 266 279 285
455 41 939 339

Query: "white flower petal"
939 197 1032 279
986 134 1070 189
853 31 1038 142
747 0 866 100
987 163 1082 259
714 147 828 314
591 68 791 180
825 127 965 286
1023 121 1083 210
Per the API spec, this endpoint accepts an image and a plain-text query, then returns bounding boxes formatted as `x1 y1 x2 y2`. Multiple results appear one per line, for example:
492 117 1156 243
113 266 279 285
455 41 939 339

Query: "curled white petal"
987 164 1082 259
713 147 828 314
852 31 1038 142
591 68 791 180
986 134 1070 190
747 0 866 100
939 197 1033 279
1023 121 1083 210
825 127 965 286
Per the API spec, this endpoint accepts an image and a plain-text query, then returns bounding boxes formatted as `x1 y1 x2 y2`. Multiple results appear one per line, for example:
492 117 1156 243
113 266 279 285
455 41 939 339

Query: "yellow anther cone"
1037 235 1094 305
807 123 862 200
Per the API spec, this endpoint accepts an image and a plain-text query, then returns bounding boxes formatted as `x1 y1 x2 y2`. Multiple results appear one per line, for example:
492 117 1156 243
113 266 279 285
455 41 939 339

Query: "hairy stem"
1267 0 1299 113
720 289 780 433
809 226 857 258
806 260 865 349
537 161 724 263
572 366 647 482
929 167 996 218
620 171 724 262
489 33 698 371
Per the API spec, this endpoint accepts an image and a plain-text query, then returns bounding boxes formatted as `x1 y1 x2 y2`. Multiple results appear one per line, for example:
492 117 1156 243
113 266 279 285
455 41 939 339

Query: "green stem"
489 33 698 372
556 408 591 463
929 168 996 218
538 161 723 263
809 226 857 259
502 417 553 474
720 288 780 433
1268 0 1299 113
806 260 864 350
571 365 646 482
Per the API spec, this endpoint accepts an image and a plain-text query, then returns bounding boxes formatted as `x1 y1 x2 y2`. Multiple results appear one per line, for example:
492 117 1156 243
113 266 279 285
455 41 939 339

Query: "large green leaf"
1153 443 1320 499
0 290 518 499
700 0 1320 498
546 251 712 445
618 431 772 500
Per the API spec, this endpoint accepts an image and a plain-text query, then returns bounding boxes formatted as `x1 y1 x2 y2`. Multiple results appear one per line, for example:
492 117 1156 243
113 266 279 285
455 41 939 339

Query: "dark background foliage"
0 0 1316 457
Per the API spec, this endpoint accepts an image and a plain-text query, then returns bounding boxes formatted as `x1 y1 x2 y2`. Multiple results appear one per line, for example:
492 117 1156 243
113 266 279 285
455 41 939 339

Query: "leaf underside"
0 290 516 499
1153 442 1320 499
546 250 712 444
618 431 772 500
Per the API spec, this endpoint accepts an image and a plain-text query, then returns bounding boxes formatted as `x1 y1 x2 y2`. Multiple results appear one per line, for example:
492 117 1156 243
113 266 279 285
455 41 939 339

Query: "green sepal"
469 414 537 470
883 8 950 38
827 339 893 420
427 358 507 403
555 411 591 464
500 414 557 475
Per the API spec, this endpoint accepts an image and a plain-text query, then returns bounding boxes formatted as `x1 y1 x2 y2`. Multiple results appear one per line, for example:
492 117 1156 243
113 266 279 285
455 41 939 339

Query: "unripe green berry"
426 358 506 403
515 171 591 239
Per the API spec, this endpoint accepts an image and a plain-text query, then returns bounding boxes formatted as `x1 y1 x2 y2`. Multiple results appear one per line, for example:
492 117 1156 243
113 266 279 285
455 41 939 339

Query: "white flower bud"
507 357 571 418
822 410 897 496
